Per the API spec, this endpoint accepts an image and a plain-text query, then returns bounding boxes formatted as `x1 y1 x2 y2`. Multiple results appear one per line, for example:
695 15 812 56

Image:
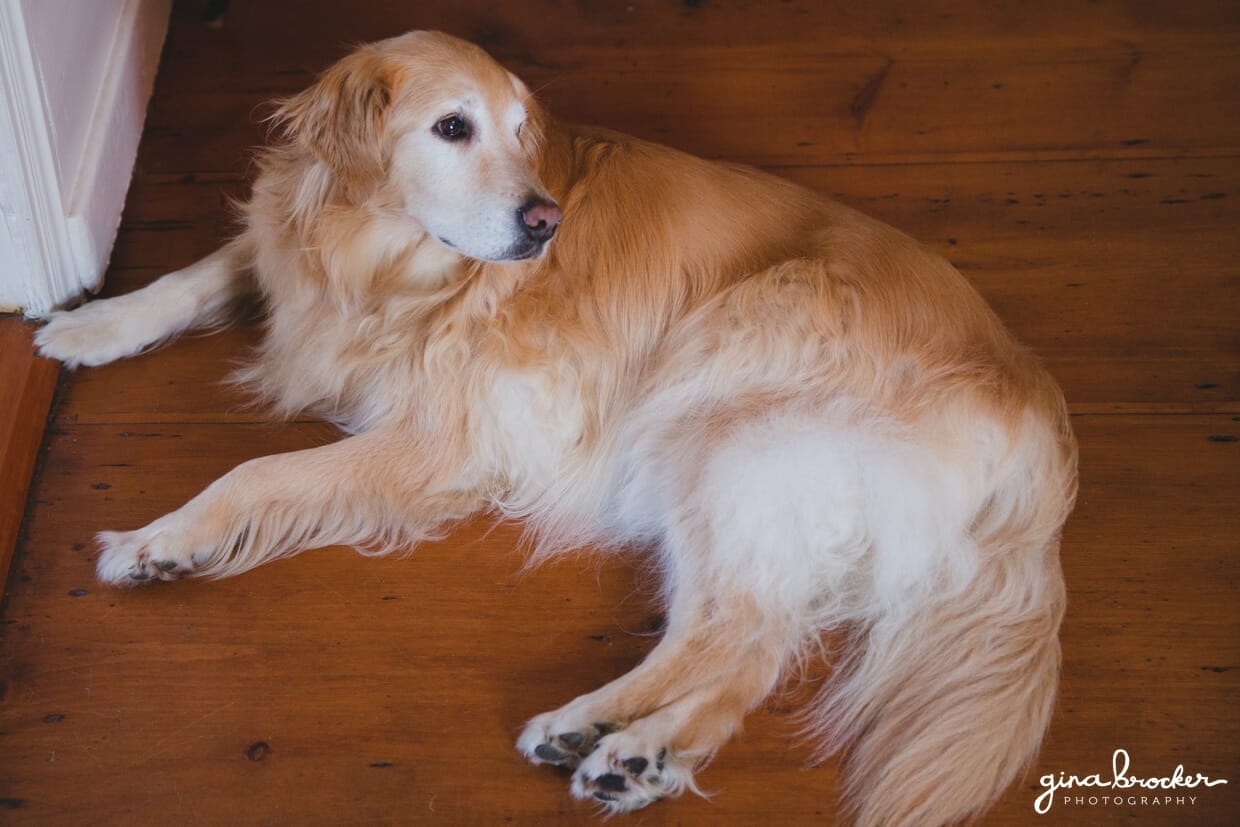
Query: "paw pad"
527 722 619 768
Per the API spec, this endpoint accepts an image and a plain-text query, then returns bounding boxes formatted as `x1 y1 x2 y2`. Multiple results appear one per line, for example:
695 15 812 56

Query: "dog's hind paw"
519 709 697 811
517 717 620 769
570 730 693 812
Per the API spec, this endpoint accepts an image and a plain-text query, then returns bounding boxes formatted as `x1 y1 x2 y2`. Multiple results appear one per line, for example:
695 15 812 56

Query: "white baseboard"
0 0 83 315
0 0 170 317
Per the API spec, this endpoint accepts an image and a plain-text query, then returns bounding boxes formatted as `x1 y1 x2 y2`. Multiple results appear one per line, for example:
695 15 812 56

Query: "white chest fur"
471 366 587 500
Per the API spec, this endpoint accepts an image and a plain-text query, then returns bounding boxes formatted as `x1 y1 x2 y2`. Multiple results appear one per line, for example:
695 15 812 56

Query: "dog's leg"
36 241 251 368
95 430 480 584
519 413 880 810
518 571 804 811
569 671 779 809
517 490 821 809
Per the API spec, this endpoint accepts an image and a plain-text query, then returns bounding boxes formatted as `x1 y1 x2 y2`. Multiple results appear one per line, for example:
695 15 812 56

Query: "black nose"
519 198 562 243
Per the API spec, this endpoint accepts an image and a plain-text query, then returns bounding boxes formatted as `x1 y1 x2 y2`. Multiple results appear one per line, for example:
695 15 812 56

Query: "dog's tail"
815 553 1064 826
36 241 251 368
808 413 1075 826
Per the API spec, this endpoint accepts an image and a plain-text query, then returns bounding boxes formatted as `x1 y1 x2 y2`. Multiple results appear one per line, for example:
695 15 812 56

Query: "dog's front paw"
96 521 210 585
37 307 122 368
36 300 155 368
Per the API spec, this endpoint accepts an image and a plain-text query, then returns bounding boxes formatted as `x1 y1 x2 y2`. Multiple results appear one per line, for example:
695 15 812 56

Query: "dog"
36 31 1077 825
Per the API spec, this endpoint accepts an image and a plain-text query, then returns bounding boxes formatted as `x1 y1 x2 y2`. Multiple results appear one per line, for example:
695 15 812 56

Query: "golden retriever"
36 31 1077 825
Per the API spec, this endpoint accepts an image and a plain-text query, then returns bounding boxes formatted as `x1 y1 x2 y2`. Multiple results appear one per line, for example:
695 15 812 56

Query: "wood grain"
3 1 1238 825
135 1 1240 169
0 319 59 596
138 47 1240 171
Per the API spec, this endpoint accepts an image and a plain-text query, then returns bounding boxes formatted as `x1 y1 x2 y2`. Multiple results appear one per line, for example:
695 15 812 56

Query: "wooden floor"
3 1 1238 824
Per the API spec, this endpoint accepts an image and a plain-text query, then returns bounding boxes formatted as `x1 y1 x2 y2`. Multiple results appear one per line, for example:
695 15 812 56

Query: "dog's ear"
272 47 396 195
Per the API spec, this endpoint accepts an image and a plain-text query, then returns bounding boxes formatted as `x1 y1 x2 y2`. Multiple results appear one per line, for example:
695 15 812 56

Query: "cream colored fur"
36 31 1077 825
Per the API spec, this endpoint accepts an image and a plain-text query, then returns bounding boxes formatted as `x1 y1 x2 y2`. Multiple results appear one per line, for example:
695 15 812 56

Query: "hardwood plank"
52 322 267 427
1 416 1236 824
161 0 1240 64
57 156 1238 425
130 2 1240 173
136 45 1240 172
0 319 59 595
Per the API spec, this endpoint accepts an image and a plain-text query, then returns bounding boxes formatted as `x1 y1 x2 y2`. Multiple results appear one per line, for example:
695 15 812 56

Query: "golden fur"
37 32 1077 825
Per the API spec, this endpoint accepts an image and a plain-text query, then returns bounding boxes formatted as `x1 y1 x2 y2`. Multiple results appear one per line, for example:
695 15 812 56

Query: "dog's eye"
435 115 469 141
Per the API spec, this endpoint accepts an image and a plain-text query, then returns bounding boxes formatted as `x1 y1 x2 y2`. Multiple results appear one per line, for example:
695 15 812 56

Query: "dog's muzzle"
519 198 562 244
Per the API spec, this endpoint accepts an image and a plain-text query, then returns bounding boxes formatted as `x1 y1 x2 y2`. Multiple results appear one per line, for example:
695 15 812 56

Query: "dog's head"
273 31 559 263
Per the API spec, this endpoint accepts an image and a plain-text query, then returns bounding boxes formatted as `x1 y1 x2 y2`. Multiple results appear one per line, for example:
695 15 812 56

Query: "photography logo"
1035 748 1228 814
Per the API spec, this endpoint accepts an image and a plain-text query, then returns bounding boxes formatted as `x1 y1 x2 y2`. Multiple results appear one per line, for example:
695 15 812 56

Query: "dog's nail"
129 570 150 581
534 743 566 762
594 791 617 802
623 756 648 776
155 560 179 572
596 773 628 792
558 732 585 749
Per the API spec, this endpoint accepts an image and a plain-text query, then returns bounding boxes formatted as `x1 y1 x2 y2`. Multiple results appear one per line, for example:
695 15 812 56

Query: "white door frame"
0 0 170 317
